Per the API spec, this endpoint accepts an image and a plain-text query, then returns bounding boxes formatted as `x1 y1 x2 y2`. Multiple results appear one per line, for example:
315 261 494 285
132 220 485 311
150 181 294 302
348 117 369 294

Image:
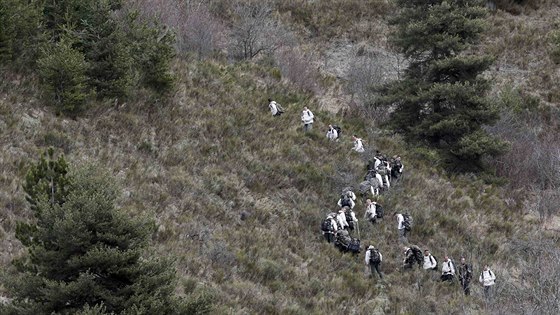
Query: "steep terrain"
1 1 559 314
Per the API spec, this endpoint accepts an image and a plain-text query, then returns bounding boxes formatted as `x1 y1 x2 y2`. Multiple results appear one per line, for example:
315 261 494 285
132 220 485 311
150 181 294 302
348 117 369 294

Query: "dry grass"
0 57 548 313
1 1 559 313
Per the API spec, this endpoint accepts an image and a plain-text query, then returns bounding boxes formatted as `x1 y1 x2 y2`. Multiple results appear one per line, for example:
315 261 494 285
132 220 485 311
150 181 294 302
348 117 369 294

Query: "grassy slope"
0 58 548 314
1 2 559 314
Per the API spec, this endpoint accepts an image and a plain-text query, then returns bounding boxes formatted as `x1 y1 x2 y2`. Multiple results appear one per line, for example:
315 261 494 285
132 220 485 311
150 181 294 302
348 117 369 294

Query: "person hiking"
352 135 365 153
479 265 496 301
321 214 338 243
395 213 408 243
365 245 383 279
458 257 473 295
364 199 377 224
336 208 349 230
334 229 352 252
345 207 358 231
341 188 357 201
301 107 314 132
337 193 355 209
403 245 423 269
326 125 338 141
391 156 404 181
441 256 455 282
268 98 284 116
423 250 438 271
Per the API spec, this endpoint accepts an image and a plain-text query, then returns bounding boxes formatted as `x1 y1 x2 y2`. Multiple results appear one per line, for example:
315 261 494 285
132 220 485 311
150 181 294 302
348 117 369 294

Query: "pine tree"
37 37 91 116
128 18 176 95
80 0 135 99
3 164 189 314
0 0 42 68
378 0 507 171
22 147 69 213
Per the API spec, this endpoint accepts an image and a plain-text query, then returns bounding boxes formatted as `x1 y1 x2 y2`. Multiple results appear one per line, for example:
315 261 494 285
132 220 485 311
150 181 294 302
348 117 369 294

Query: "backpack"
375 204 384 218
430 255 438 270
403 213 413 231
345 211 355 229
359 181 371 194
333 125 341 137
345 211 354 223
321 218 333 232
340 195 352 208
411 246 423 263
369 249 381 264
348 238 361 253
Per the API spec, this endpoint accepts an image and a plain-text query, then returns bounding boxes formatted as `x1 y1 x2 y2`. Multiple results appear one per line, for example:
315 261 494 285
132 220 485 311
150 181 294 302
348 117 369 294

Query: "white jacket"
397 213 405 230
442 260 455 275
349 210 358 223
365 203 376 219
336 211 348 229
479 269 496 286
327 128 338 141
353 138 365 153
375 173 383 187
269 101 279 116
346 191 357 201
374 158 381 169
301 110 314 124
365 247 383 264
423 255 437 270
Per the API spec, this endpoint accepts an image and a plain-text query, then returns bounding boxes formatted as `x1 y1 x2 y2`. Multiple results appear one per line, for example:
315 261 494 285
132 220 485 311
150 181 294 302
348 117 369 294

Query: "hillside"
1 0 559 314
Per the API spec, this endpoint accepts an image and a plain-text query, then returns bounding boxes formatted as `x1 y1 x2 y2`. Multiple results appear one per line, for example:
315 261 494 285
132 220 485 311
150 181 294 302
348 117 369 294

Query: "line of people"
268 100 497 301
402 245 497 299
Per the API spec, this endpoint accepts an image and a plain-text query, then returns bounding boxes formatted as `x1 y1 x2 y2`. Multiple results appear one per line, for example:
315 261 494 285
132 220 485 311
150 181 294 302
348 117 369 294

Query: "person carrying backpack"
458 257 473 295
301 107 314 132
365 245 383 279
337 193 355 209
364 199 377 224
352 135 365 153
403 245 423 269
396 213 410 243
336 208 349 230
441 256 455 282
479 265 496 301
321 214 338 243
334 229 352 252
345 207 358 231
423 249 438 271
326 125 338 141
268 98 284 116
341 188 357 201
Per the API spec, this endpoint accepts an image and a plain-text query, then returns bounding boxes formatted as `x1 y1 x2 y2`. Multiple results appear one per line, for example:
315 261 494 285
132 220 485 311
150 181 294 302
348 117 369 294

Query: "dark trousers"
460 279 471 295
441 274 454 282
484 285 493 301
324 232 334 243
369 262 383 279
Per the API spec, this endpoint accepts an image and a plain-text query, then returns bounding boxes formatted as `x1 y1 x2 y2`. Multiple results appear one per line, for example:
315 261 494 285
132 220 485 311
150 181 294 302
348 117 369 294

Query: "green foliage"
0 0 42 68
548 27 560 64
5 164 188 314
80 0 134 99
37 38 90 116
131 22 176 94
22 148 69 214
3 0 175 114
378 0 507 171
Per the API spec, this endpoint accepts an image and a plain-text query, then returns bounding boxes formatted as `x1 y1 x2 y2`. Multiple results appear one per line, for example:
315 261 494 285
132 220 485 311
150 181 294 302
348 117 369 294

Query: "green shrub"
0 0 42 68
37 39 90 116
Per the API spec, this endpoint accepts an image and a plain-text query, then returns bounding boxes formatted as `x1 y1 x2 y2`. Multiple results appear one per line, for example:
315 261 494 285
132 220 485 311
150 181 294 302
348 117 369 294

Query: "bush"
3 163 187 314
0 0 42 68
37 39 91 116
